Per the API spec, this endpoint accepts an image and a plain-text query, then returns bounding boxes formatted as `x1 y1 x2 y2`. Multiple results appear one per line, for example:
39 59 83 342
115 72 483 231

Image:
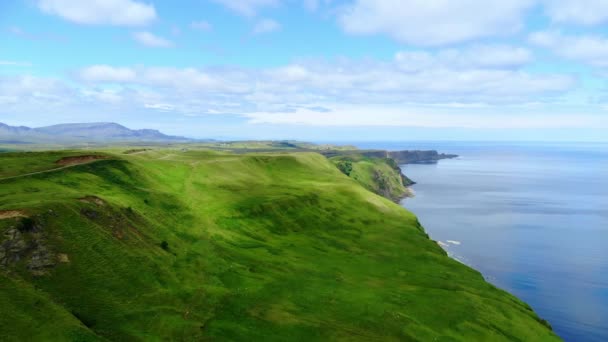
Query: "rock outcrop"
322 149 457 164
0 218 56 276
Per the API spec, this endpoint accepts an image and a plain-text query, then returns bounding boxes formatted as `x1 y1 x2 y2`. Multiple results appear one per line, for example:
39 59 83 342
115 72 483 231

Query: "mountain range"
0 122 192 144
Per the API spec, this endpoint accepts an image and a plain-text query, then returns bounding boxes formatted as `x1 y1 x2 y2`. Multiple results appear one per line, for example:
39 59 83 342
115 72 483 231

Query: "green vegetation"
335 159 353 176
331 155 412 202
0 151 109 179
0 149 560 341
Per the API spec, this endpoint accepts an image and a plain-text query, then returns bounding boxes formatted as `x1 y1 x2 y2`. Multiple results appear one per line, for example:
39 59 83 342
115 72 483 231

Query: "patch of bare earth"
57 253 70 263
78 196 106 206
55 155 106 166
0 210 27 220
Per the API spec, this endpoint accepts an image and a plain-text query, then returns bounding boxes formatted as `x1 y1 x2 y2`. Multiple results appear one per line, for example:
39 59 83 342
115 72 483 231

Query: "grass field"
0 148 560 341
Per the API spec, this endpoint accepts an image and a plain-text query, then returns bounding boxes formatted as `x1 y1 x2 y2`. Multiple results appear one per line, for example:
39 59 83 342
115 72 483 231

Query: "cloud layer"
132 31 173 48
530 31 608 67
73 50 573 111
338 0 608 46
210 0 279 16
0 49 578 129
2 0 607 139
543 0 608 25
38 0 157 26
339 0 534 46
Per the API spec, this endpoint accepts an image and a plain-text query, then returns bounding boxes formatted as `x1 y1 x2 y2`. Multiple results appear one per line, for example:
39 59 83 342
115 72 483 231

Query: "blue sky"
1 0 608 141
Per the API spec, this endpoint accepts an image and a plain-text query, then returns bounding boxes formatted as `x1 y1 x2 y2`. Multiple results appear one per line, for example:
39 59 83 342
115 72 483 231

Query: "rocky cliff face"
331 156 413 202
322 149 457 164
325 150 455 201
0 217 57 276
386 150 458 164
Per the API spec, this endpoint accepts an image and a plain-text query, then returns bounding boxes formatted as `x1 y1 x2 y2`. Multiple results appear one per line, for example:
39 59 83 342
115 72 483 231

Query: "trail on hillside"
0 159 107 182
0 210 27 219
55 155 105 166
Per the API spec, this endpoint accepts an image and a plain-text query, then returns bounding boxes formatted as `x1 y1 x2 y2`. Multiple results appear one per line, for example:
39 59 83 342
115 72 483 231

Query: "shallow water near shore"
354 141 608 342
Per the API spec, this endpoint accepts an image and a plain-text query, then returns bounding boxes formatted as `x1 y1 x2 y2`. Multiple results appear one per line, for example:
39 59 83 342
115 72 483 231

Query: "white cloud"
81 88 124 104
256 59 571 102
395 45 533 70
191 20 212 31
139 67 241 91
132 31 173 48
144 103 175 111
79 65 137 82
530 31 608 67
339 0 534 46
0 59 588 131
543 0 608 25
210 0 279 16
0 75 80 115
69 55 573 118
244 104 608 128
252 19 281 34
37 0 156 26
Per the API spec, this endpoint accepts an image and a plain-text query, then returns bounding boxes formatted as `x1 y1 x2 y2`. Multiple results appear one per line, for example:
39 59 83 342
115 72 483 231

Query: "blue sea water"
354 141 608 342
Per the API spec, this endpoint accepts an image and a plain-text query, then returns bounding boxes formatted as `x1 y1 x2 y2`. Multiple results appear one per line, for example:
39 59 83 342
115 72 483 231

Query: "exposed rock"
322 149 458 164
373 170 392 199
78 196 106 206
55 155 106 166
28 245 55 275
386 150 458 164
78 200 145 241
81 209 99 220
0 218 56 276
0 228 28 266
57 253 70 263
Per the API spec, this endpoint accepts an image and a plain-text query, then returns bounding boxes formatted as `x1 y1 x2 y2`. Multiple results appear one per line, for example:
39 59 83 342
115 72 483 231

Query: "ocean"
353 141 608 342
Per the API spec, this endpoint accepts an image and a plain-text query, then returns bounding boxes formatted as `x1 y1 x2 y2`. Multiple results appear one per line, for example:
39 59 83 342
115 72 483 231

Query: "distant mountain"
0 123 34 135
0 122 192 144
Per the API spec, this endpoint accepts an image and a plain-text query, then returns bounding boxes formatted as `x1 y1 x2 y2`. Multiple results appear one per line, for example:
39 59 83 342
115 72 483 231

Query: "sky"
1 0 608 141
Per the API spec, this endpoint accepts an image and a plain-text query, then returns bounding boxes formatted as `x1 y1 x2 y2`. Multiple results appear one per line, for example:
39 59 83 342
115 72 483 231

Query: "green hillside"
330 155 413 202
0 149 559 341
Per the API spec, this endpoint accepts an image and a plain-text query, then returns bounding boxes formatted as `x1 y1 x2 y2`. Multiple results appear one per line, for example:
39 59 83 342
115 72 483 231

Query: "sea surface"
353 141 608 342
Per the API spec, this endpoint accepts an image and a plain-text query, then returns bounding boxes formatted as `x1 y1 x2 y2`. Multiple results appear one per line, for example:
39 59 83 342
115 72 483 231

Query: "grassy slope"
330 155 411 202
0 149 559 341
0 151 108 179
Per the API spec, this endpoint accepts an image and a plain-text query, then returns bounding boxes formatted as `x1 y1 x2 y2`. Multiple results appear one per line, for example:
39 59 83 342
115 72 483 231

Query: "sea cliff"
0 149 558 341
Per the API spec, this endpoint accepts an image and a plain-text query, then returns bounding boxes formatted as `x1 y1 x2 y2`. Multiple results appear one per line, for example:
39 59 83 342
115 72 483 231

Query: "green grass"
330 155 411 202
0 149 560 341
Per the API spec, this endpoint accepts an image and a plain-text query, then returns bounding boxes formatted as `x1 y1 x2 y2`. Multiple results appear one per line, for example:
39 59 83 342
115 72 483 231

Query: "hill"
330 155 414 202
0 148 559 341
0 122 191 144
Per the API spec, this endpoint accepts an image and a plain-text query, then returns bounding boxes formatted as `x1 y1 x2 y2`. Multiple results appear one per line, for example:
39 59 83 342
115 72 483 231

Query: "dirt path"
158 153 176 160
0 159 106 182
56 155 106 166
0 210 27 219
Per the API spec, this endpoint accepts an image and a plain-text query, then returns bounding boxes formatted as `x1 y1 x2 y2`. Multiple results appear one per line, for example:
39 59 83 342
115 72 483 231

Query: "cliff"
0 149 558 341
322 149 457 164
331 155 412 202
